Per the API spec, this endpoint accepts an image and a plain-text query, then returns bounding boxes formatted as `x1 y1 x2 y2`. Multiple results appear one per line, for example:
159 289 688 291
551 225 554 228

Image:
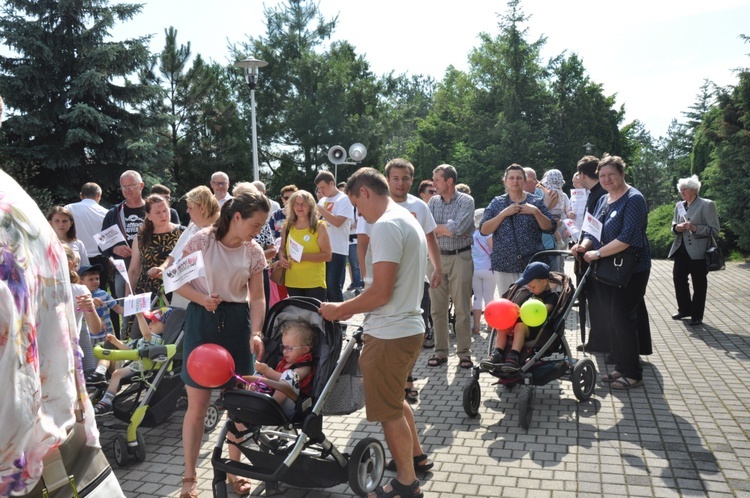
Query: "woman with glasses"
271 184 298 238
276 190 332 302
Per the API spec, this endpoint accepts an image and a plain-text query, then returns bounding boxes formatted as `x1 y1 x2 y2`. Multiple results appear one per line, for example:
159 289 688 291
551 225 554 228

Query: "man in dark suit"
668 175 720 326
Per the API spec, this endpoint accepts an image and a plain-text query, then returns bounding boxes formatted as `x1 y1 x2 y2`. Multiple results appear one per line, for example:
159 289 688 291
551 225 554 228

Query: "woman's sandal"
427 355 447 367
228 476 252 496
600 371 622 383
610 377 643 390
385 453 434 473
179 476 198 498
370 478 423 498
472 327 481 334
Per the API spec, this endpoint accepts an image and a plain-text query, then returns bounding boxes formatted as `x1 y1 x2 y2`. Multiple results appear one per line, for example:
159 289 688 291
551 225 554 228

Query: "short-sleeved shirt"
428 190 474 251
127 332 165 371
122 204 146 247
182 228 266 303
363 203 426 339
318 191 353 256
585 187 652 273
91 288 117 339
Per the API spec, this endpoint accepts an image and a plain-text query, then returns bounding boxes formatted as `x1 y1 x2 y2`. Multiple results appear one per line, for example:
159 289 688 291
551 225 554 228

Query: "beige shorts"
359 333 423 422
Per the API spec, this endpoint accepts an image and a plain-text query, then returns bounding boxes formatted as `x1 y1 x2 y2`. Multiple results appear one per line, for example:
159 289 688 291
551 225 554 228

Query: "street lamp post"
583 142 594 155
234 56 268 182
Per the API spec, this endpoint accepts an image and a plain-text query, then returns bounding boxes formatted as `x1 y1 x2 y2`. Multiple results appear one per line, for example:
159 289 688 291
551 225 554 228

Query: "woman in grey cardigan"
668 175 720 326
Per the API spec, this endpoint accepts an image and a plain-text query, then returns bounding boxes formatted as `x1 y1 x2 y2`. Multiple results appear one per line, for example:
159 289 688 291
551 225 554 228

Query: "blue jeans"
348 243 363 288
326 253 347 302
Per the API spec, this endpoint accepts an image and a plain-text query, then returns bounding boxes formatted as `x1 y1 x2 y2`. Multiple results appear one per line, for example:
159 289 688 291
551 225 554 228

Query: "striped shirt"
428 190 475 251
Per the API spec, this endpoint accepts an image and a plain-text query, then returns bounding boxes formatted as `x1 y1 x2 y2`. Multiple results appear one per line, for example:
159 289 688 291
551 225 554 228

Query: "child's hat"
142 306 173 323
76 263 103 277
541 169 565 190
515 262 550 287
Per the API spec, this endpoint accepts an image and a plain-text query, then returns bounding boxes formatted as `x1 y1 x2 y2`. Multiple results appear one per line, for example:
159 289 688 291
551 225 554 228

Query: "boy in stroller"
94 307 170 415
480 262 560 373
242 319 316 417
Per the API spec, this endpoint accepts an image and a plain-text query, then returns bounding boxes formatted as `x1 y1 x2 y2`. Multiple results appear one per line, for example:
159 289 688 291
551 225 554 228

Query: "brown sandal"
179 476 198 498
229 476 252 496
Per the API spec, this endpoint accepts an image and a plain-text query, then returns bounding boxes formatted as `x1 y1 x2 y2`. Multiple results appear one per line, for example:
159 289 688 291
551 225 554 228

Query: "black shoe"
576 343 588 352
689 319 703 326
501 353 519 373
672 312 690 320
85 371 106 384
423 330 434 349
479 349 504 371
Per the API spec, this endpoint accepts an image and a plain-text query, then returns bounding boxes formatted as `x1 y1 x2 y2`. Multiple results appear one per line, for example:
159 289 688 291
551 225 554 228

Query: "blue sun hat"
541 169 565 190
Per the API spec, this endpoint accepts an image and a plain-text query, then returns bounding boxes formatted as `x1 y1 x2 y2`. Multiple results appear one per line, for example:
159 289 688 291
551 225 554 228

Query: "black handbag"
592 251 638 288
705 229 725 272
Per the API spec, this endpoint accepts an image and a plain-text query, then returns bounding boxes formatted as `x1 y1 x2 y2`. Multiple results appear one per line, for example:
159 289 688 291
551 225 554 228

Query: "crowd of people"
4 142 723 497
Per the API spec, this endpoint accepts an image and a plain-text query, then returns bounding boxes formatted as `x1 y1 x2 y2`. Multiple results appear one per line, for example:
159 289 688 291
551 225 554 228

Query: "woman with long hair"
128 194 183 296
47 205 90 266
276 189 332 302
175 191 269 497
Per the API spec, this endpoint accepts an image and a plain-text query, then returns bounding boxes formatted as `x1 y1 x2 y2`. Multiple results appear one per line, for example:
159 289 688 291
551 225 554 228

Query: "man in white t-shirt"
65 182 109 290
315 170 353 302
320 167 430 498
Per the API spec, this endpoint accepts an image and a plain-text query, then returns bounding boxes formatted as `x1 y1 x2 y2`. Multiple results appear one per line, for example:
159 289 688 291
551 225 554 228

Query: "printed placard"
163 251 206 294
109 257 132 294
288 237 303 262
570 188 588 221
94 225 126 251
562 218 581 240
123 292 152 317
676 201 687 221
581 213 603 242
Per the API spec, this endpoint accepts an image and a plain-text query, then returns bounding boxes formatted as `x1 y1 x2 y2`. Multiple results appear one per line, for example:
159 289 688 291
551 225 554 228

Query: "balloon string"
234 373 249 385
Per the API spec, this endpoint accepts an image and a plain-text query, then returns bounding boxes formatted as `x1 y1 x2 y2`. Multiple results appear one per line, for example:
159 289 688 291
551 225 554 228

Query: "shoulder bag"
270 223 291 285
705 229 725 272
592 251 639 288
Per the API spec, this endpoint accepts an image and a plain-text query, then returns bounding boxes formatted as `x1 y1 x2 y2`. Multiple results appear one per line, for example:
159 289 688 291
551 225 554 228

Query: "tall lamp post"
234 56 268 182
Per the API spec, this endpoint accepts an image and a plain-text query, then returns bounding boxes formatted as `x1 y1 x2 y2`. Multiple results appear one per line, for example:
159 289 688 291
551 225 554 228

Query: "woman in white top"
471 208 496 333
47 205 90 266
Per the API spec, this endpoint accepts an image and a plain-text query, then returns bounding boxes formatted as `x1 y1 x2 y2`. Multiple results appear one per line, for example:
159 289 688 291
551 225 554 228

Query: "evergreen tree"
0 0 153 202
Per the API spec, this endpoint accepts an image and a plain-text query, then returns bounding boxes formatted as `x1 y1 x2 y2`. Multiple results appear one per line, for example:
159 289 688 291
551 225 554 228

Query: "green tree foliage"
0 0 153 203
699 37 750 250
646 204 677 259
230 0 386 194
618 120 673 211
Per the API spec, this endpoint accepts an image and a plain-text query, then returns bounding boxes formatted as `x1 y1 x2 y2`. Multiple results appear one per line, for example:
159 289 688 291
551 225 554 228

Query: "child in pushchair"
211 297 385 497
241 319 316 418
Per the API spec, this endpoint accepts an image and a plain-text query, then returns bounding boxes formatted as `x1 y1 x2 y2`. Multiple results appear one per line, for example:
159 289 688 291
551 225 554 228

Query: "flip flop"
427 355 447 367
600 371 622 383
610 377 643 390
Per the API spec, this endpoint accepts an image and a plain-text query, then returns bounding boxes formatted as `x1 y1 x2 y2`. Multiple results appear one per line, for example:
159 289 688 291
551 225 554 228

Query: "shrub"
647 204 675 259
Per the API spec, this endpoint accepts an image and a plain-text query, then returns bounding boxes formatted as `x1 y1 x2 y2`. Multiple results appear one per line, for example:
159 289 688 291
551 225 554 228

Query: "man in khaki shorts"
320 167 431 498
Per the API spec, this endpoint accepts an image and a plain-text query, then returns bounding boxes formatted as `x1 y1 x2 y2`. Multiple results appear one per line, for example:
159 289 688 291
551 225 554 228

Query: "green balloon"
519 299 548 327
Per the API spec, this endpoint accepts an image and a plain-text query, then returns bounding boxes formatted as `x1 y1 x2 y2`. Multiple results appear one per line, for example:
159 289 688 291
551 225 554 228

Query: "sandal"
179 476 198 498
369 478 423 498
472 327 481 334
459 356 473 369
229 476 252 496
610 377 643 390
405 376 418 403
600 371 622 383
385 453 434 473
427 355 447 367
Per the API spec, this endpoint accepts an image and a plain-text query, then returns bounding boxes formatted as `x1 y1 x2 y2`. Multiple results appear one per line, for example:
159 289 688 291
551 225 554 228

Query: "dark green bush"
647 204 676 259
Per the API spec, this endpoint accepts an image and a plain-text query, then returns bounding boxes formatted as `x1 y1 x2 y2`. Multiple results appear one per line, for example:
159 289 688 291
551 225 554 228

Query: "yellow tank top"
284 220 327 289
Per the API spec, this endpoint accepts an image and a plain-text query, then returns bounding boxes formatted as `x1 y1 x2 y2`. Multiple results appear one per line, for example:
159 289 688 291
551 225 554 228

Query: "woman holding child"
572 155 652 390
175 191 269 498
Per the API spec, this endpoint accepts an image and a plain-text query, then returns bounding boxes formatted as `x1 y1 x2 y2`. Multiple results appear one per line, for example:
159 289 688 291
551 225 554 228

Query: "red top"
274 353 314 395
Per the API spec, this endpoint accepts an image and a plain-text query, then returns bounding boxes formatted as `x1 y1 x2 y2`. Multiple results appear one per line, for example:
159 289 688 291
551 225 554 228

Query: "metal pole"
250 84 260 182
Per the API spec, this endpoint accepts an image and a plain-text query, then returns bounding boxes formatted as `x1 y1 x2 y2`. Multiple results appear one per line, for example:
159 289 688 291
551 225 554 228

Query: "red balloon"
484 299 520 330
187 344 235 388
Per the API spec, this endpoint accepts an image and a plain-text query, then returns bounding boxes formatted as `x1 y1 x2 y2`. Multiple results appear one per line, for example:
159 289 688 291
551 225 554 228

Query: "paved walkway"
101 259 750 497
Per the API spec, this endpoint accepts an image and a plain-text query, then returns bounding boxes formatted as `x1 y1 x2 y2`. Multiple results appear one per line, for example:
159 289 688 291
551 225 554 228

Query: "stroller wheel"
572 358 596 401
204 402 222 433
348 437 385 496
519 386 535 430
462 378 481 418
133 430 147 463
113 434 130 467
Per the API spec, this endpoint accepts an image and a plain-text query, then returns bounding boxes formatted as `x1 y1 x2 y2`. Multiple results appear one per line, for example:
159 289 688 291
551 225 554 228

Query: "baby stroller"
463 250 597 430
91 306 186 466
210 297 385 497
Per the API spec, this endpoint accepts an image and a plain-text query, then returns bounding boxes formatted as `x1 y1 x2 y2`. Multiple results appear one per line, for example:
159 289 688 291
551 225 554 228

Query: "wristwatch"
595 250 601 259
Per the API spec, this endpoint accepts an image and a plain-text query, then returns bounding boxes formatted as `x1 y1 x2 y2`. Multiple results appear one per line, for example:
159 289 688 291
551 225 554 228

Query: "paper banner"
163 251 206 294
94 225 126 251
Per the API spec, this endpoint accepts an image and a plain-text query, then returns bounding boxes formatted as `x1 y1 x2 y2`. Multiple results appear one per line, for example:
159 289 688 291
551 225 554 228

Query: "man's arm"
425 231 442 288
319 261 397 321
317 204 349 227
357 233 370 281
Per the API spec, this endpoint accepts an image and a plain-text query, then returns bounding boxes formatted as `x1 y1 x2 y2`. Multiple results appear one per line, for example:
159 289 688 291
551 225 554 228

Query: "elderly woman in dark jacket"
668 175 720 327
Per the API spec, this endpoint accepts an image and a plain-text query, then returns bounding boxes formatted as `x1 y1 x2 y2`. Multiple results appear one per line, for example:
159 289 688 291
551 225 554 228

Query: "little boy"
480 262 560 373
93 307 170 415
242 319 316 417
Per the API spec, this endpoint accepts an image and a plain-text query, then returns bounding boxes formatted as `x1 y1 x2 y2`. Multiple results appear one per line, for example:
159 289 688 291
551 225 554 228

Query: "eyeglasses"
281 345 306 352
121 184 140 191
211 181 228 187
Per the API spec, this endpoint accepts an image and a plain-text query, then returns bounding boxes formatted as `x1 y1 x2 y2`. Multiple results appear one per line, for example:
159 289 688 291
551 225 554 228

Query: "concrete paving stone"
626 484 656 497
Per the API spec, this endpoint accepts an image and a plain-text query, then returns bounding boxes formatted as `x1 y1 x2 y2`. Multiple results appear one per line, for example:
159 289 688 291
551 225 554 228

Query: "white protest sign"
288 237 303 263
562 218 581 240
676 201 687 221
581 212 603 243
94 225 126 251
162 251 206 294
109 257 132 294
274 237 282 252
570 189 588 221
123 292 152 317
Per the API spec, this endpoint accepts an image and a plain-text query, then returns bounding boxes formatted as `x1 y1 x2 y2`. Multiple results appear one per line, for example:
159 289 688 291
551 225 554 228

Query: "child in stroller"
93 307 170 415
480 261 560 373
241 319 316 418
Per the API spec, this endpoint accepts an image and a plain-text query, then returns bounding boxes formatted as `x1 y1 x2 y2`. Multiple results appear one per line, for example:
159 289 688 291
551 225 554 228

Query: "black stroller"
91 306 186 466
463 250 597 430
210 297 385 497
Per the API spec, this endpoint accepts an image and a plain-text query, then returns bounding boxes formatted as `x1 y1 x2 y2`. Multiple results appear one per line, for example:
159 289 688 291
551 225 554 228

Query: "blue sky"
114 0 750 139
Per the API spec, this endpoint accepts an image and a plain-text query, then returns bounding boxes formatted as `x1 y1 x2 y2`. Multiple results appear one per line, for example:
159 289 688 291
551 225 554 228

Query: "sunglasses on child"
280 345 306 352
